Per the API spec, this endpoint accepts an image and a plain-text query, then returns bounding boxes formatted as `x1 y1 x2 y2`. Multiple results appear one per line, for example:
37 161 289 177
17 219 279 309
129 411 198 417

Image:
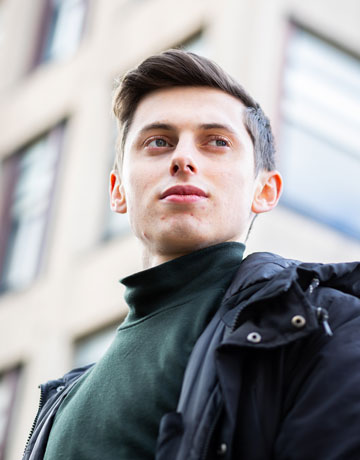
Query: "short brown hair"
112 49 276 173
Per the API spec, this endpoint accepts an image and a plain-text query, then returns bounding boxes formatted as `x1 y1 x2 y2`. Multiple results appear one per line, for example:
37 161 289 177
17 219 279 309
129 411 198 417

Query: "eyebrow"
137 122 238 136
137 123 175 136
198 123 237 135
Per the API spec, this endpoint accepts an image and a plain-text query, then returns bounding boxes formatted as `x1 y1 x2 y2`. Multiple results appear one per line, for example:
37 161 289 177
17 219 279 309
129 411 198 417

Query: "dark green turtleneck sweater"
44 242 245 460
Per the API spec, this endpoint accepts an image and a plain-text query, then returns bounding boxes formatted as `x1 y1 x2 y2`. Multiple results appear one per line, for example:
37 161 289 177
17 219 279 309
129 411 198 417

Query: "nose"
170 141 198 176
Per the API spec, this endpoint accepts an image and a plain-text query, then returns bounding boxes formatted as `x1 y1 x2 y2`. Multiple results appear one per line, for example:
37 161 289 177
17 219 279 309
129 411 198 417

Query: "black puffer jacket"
23 253 360 460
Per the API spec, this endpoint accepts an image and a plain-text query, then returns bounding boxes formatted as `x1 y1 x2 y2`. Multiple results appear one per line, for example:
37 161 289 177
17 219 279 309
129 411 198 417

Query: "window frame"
0 122 66 293
0 366 21 460
32 0 89 67
277 22 360 239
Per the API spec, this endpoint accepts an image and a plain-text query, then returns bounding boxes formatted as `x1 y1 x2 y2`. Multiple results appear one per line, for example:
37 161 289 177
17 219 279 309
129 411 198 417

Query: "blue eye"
148 138 169 147
209 138 229 147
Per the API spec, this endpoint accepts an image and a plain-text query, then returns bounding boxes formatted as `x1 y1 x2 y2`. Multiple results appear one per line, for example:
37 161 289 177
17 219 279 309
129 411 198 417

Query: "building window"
279 27 360 238
0 124 65 293
73 323 119 368
0 367 21 460
36 0 88 64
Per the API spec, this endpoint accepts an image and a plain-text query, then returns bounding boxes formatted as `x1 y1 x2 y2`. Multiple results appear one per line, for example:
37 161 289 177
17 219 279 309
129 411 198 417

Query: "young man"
24 50 360 460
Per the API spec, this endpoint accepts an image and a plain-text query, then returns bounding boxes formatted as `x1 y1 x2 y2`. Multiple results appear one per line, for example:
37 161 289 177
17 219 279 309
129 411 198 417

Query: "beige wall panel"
0 0 44 90
247 205 360 262
288 0 360 53
99 0 209 77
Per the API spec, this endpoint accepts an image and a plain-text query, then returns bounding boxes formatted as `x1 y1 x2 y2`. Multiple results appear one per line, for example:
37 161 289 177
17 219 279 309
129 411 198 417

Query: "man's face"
111 86 279 262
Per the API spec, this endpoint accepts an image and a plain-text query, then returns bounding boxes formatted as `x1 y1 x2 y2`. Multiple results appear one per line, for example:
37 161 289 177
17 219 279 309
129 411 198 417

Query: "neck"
142 238 247 269
142 249 190 269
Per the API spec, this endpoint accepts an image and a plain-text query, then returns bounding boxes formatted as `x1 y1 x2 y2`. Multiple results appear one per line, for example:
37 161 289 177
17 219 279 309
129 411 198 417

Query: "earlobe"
109 170 127 214
251 171 283 214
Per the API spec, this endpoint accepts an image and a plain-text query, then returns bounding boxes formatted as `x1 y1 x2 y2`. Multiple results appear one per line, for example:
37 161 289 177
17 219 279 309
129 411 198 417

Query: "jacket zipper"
22 385 44 458
308 278 333 336
231 304 248 332
315 306 333 336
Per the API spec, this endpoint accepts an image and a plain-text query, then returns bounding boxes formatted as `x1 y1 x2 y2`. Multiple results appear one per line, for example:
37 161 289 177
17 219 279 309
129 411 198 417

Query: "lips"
160 185 208 200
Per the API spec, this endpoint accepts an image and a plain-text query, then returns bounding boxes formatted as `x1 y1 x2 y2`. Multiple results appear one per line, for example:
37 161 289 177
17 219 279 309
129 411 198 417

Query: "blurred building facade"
0 0 359 458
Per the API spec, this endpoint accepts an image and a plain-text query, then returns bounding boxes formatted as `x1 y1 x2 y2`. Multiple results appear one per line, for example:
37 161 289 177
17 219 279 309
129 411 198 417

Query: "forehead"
128 86 249 136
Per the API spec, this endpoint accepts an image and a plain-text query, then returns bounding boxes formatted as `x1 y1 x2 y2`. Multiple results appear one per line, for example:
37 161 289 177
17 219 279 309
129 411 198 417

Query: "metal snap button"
291 315 306 328
217 442 228 455
56 385 65 393
247 332 262 343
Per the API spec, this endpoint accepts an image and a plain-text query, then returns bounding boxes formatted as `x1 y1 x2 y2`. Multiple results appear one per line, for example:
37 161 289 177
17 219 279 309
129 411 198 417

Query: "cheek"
124 169 159 223
124 169 150 201
215 169 250 195
216 171 255 212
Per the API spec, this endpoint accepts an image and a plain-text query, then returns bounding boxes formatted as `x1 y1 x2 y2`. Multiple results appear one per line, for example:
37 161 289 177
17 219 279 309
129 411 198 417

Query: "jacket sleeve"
274 290 360 460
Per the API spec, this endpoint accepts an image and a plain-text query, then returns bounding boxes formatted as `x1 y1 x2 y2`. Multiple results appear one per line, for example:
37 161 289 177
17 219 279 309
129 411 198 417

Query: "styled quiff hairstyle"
112 49 276 173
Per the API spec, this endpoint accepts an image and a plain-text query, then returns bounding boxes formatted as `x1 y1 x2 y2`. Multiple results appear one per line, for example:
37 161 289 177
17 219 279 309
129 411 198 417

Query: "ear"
109 169 127 214
251 170 283 214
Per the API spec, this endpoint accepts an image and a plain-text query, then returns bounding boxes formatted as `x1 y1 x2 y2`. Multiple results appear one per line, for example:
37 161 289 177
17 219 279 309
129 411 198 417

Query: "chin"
152 226 208 252
140 218 243 256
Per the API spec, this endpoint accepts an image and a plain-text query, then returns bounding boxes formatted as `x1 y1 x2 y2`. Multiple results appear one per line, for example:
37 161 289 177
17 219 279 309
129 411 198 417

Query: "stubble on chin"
140 220 212 267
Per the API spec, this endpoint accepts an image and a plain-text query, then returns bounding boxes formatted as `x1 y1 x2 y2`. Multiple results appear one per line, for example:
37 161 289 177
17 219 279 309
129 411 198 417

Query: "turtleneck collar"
120 242 245 322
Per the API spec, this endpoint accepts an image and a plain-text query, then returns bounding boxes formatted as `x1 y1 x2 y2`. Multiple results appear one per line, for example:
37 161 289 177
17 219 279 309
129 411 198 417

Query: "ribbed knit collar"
120 242 245 322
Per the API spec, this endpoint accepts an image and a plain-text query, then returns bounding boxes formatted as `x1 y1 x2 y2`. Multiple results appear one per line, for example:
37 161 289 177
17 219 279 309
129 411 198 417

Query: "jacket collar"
223 252 300 301
220 252 360 347
223 251 360 305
